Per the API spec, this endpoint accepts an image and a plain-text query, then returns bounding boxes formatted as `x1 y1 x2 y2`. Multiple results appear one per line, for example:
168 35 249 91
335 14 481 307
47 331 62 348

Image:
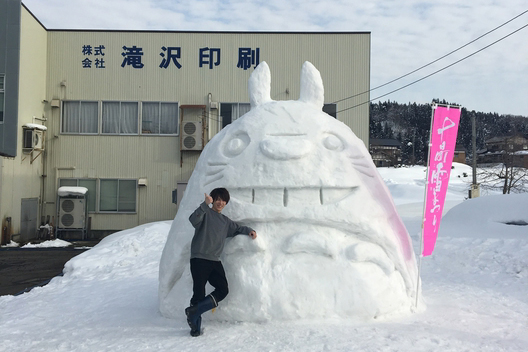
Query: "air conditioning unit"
181 120 203 151
23 129 45 152
58 198 86 229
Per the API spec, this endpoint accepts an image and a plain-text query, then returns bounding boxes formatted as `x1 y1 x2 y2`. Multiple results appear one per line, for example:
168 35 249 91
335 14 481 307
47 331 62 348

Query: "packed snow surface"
159 62 420 322
0 163 527 351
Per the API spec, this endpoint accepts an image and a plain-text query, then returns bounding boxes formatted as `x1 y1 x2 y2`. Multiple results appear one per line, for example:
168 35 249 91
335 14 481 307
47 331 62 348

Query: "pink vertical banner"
422 105 461 256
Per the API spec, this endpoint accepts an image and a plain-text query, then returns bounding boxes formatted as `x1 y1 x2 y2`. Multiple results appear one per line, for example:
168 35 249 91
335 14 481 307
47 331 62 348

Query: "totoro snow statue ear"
298 61 324 110
249 61 272 109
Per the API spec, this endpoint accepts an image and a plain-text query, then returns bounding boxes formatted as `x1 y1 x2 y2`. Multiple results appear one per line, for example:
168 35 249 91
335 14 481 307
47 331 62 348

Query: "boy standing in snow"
185 187 257 337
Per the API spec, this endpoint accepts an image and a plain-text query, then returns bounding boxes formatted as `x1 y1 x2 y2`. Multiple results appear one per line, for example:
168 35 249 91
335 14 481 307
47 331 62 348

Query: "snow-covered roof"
58 186 88 197
23 123 47 131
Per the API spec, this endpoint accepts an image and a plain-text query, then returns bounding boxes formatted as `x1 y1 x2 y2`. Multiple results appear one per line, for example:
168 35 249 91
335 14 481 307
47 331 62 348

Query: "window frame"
141 101 180 136
99 178 138 213
60 100 181 136
323 103 337 118
61 100 100 135
219 102 251 129
101 101 139 135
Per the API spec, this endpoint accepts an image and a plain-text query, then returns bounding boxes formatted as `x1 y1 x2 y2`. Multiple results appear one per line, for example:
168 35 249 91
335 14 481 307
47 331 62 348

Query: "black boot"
185 295 217 337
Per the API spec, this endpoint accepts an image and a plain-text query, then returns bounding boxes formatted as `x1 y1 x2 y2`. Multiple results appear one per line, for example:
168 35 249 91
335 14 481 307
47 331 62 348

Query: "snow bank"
441 193 528 239
63 222 171 280
1 240 20 248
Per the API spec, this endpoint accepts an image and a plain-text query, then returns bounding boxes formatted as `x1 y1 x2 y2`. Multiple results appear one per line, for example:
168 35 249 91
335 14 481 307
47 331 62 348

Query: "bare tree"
478 159 528 194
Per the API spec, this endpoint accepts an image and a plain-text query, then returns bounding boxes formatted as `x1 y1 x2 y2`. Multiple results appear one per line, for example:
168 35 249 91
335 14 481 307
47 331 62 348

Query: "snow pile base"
22 239 72 248
1 240 20 248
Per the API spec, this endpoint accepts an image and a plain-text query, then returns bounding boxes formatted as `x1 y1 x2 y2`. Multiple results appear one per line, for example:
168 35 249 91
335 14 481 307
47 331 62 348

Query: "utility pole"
470 111 480 198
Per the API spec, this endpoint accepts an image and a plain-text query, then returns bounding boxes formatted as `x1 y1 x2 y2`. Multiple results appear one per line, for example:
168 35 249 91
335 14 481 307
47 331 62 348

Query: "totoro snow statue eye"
159 61 420 321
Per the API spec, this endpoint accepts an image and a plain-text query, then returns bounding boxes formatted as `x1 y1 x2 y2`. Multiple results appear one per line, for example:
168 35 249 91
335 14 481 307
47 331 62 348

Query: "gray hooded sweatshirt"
189 202 254 261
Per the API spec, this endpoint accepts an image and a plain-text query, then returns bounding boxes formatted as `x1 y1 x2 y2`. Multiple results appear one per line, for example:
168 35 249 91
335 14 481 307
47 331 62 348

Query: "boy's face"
212 197 227 213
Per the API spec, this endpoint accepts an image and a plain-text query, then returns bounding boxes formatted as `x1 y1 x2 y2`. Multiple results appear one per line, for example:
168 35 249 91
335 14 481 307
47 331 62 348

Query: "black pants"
190 258 229 306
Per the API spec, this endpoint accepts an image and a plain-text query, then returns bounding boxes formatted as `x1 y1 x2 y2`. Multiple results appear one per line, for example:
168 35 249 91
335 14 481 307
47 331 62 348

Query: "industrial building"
0 0 370 242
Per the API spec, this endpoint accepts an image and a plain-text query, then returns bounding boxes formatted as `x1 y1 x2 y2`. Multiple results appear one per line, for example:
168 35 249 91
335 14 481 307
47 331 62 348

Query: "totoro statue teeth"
227 186 358 207
159 61 421 322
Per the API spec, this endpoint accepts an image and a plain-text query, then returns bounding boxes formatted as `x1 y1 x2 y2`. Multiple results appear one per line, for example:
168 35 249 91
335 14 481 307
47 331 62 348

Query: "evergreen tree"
369 100 528 166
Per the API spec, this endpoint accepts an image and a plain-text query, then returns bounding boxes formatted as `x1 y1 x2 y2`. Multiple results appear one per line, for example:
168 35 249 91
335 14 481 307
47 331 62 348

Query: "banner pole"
415 102 437 309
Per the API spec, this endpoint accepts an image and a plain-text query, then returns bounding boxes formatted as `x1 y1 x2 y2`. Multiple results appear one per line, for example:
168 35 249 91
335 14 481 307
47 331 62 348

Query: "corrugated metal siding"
43 31 370 230
46 32 369 105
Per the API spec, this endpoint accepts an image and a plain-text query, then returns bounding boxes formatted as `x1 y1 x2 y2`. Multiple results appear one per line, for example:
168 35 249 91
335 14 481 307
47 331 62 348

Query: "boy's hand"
204 193 213 205
249 231 257 239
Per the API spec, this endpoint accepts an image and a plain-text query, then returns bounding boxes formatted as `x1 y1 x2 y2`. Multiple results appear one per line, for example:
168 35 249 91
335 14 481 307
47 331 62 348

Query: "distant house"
477 134 528 168
485 134 528 153
369 138 402 167
453 144 467 164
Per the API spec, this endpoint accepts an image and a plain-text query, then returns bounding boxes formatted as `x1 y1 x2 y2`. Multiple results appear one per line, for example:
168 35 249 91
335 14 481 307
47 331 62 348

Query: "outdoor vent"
181 121 203 151
58 198 86 229
22 129 44 152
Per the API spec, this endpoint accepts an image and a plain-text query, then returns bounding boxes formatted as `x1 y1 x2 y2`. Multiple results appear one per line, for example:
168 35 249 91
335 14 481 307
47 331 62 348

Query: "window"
0 75 5 123
62 101 98 133
220 103 250 129
323 104 337 118
59 178 97 212
142 102 179 134
102 102 138 134
100 179 137 212
61 100 178 136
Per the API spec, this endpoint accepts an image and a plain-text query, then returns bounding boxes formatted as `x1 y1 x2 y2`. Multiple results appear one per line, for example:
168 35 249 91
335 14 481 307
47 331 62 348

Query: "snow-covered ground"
1 163 527 351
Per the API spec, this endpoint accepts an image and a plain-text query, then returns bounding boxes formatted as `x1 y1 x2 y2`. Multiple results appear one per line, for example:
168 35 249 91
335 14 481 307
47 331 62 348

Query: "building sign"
82 44 106 69
237 48 260 70
121 46 144 69
159 46 182 69
80 44 260 70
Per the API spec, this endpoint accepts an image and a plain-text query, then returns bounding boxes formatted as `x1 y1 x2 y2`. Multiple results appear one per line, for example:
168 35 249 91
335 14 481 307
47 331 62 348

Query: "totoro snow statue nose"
260 136 313 160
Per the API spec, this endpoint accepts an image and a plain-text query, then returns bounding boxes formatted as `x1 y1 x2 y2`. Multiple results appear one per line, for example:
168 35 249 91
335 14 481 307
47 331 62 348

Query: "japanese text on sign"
422 106 461 256
80 45 261 70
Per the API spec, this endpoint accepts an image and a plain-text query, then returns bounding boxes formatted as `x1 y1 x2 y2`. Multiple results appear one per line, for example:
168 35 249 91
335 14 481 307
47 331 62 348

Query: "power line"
336 22 528 114
206 12 528 124
332 9 528 105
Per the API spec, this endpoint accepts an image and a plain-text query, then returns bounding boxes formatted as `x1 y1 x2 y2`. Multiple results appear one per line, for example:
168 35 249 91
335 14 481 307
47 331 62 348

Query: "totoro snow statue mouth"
159 61 420 322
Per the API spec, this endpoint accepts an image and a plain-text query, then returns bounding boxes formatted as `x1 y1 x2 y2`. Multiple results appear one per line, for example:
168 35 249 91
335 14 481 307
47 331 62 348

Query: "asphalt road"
0 247 91 296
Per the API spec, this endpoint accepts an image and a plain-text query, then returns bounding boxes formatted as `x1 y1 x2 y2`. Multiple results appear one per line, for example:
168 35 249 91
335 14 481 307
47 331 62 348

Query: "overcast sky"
22 0 528 116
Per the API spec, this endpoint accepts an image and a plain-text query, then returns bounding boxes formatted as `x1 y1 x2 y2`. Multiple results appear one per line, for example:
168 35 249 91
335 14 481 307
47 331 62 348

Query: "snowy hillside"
0 163 527 351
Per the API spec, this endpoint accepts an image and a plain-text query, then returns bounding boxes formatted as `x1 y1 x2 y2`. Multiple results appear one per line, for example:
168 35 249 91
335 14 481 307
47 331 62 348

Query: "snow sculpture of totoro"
159 61 420 322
